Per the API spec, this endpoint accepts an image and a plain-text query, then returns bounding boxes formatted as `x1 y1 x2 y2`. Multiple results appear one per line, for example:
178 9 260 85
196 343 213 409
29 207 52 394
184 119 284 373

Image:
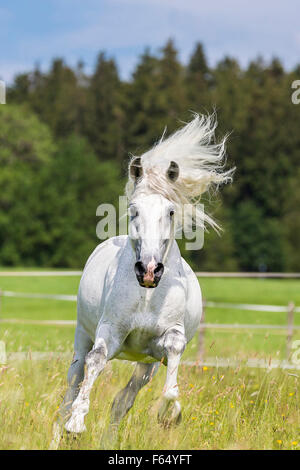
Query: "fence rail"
1 290 77 301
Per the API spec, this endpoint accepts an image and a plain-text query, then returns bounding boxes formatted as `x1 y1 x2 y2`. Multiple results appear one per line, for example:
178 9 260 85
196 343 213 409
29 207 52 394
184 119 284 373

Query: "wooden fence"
197 300 299 362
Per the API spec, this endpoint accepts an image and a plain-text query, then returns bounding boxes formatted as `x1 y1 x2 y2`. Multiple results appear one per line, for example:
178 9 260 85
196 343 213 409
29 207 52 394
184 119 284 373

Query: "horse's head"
129 158 179 288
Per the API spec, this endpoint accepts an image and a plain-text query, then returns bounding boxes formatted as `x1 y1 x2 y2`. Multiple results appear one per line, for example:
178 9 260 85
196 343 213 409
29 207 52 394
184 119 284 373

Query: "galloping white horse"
55 113 232 446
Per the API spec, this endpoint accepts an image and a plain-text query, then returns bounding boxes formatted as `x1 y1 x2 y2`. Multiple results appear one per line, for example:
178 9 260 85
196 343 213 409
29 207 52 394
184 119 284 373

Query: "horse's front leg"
50 326 93 449
65 326 121 433
157 328 186 426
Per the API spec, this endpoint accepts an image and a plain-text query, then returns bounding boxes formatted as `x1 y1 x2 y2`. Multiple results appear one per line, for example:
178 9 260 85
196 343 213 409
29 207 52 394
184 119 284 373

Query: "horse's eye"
170 210 174 217
129 208 138 218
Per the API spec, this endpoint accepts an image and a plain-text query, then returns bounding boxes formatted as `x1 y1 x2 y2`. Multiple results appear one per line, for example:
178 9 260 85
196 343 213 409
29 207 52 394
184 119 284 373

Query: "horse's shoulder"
179 257 194 278
84 236 128 269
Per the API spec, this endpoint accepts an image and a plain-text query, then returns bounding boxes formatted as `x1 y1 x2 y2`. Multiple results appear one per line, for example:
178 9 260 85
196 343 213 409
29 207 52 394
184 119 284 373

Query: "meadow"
0 273 299 450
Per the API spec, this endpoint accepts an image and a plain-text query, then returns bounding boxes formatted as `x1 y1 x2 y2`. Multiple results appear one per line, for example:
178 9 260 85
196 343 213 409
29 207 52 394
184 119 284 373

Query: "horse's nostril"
134 261 146 277
154 263 164 278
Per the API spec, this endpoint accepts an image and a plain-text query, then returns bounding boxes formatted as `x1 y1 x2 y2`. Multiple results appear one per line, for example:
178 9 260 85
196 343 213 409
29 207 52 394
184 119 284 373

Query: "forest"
1 40 299 271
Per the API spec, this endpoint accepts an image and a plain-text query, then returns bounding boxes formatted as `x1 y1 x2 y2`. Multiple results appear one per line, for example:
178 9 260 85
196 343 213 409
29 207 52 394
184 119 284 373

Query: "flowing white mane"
126 113 234 232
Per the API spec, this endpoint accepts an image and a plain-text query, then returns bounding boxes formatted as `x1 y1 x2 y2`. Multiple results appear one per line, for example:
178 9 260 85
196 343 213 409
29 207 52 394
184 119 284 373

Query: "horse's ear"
166 161 179 182
130 157 143 181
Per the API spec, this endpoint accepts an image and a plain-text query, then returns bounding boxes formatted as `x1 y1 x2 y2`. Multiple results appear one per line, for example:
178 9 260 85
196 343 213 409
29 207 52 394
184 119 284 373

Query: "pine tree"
186 42 211 112
158 39 188 127
84 52 124 163
35 59 83 137
127 41 187 155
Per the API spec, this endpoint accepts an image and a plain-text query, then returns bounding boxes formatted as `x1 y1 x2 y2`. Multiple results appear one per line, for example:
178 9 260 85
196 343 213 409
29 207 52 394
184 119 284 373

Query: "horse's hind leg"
111 362 159 425
60 326 93 421
100 362 159 448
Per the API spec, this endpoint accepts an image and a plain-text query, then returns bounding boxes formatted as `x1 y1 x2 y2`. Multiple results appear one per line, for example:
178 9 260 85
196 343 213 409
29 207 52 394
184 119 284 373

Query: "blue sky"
0 0 299 83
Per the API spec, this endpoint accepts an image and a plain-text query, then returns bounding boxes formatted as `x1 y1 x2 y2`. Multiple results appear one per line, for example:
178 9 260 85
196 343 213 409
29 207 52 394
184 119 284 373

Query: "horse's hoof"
65 416 86 434
174 409 182 425
158 411 182 428
158 400 182 427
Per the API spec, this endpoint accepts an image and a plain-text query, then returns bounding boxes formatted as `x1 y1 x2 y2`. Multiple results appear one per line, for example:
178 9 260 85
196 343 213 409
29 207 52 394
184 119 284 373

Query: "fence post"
286 301 295 360
197 300 206 363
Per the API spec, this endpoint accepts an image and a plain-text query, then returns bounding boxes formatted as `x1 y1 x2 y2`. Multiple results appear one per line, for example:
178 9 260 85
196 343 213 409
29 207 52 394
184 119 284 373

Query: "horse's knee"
86 341 107 369
164 330 186 356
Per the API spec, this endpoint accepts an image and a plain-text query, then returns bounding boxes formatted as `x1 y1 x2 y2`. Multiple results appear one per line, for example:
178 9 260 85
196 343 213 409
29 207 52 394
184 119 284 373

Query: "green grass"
200 277 300 305
0 359 299 450
0 274 300 449
0 274 80 295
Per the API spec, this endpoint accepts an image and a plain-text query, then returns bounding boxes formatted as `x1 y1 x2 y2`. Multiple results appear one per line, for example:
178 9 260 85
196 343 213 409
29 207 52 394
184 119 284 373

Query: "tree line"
1 40 299 271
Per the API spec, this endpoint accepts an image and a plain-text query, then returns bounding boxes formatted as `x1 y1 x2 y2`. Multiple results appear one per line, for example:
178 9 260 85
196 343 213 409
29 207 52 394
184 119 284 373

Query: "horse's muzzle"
134 261 164 288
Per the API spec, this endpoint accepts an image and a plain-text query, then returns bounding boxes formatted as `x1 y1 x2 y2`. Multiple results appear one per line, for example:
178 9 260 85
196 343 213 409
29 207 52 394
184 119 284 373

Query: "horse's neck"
166 240 183 270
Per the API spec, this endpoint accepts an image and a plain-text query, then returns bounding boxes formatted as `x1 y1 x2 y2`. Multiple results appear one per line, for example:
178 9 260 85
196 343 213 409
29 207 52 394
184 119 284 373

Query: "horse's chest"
125 295 184 349
127 306 167 339
104 277 186 351
123 326 156 352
